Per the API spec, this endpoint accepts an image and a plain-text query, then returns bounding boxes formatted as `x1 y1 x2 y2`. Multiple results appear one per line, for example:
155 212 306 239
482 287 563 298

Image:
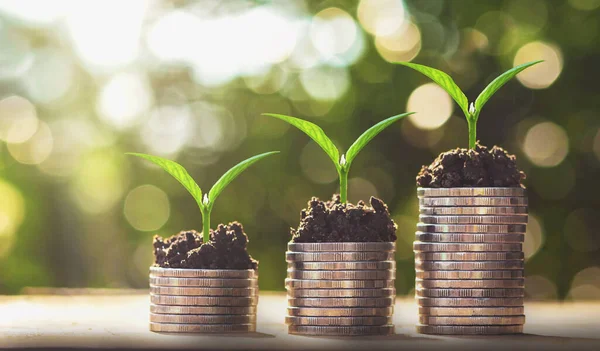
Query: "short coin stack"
285 242 396 336
149 267 258 333
415 187 527 335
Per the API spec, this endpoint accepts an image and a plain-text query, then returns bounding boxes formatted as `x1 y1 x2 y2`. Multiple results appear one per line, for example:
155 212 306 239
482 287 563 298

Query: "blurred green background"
0 0 599 299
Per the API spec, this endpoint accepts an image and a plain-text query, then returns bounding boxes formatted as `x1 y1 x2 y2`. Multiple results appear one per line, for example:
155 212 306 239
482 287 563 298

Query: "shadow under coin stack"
149 267 258 333
414 187 528 335
285 242 396 336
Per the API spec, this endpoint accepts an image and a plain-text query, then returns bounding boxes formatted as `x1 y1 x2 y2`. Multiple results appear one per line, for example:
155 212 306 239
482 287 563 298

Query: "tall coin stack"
285 242 396 336
414 187 527 335
149 267 259 333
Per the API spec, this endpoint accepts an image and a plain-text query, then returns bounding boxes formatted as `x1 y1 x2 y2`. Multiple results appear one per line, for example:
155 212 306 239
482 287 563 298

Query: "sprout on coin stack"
127 152 279 333
263 113 414 336
396 61 542 335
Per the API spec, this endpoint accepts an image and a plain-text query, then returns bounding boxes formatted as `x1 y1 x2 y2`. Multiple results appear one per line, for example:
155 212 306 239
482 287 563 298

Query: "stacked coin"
149 267 258 333
285 242 396 336
415 187 527 335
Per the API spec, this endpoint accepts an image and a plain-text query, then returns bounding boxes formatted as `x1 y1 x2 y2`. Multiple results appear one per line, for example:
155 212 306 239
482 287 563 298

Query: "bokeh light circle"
0 179 25 258
357 0 406 36
523 121 569 167
563 208 600 253
375 22 422 63
96 72 153 130
310 8 357 59
124 185 170 232
7 121 53 165
0 95 38 143
300 66 350 101
407 83 454 130
514 41 563 89
348 177 379 206
524 214 544 259
567 266 600 300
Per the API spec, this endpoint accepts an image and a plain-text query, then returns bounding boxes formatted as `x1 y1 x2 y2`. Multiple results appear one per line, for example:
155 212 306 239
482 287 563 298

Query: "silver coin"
149 277 258 288
287 307 393 317
288 297 395 308
288 325 394 336
414 242 522 252
149 313 256 324
287 288 396 298
420 206 528 216
287 242 395 252
288 261 396 270
415 252 524 261
417 187 526 197
150 295 258 306
285 316 392 326
416 297 524 307
149 286 258 296
150 304 257 315
417 224 527 234
416 279 524 289
416 324 523 335
286 251 395 262
419 215 528 225
419 197 527 207
419 315 525 325
150 322 255 333
416 288 524 298
418 306 524 316
285 279 395 289
415 270 523 279
149 267 257 279
415 232 524 243
287 269 395 280
415 260 524 270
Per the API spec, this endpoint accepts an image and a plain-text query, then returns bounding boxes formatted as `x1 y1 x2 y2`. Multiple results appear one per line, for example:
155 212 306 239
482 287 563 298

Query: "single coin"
419 197 527 207
287 307 393 317
285 279 395 289
415 252 524 261
149 267 257 279
415 233 524 243
416 279 524 289
149 277 258 288
287 242 395 252
416 324 523 335
288 325 394 336
418 306 524 316
149 322 255 333
288 261 396 271
150 295 258 306
420 207 528 216
417 297 524 307
417 187 526 197
149 286 258 296
285 316 392 326
149 313 255 324
417 224 527 234
419 315 525 326
413 242 522 252
415 270 523 279
415 260 524 271
150 304 256 315
416 288 524 298
286 251 395 262
419 215 528 225
287 288 396 298
288 297 395 308
287 269 395 280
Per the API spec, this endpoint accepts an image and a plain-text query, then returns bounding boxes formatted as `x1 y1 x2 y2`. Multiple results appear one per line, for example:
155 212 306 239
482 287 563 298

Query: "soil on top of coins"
416 142 525 188
291 194 397 243
153 222 258 270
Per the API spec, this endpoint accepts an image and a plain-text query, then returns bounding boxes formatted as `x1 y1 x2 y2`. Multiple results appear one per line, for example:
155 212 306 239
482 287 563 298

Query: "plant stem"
468 118 477 149
339 170 348 203
201 208 210 243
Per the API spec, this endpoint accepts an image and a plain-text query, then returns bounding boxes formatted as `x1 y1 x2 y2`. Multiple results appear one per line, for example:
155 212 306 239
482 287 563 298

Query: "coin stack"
149 267 259 333
285 242 396 336
414 187 527 335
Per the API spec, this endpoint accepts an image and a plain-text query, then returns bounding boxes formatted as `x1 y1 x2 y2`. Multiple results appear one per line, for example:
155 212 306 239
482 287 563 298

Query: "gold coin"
149 313 256 324
415 270 523 279
287 242 395 252
149 267 257 279
288 325 394 336
416 297 523 307
415 260 524 270
288 261 396 270
419 215 527 225
149 286 258 296
416 324 523 335
287 288 396 298
417 224 527 234
419 315 525 325
286 307 393 317
149 322 255 333
149 277 257 288
415 233 524 243
419 197 527 207
150 295 258 306
416 288 524 298
286 251 395 262
285 316 392 326
413 242 522 252
418 306 524 316
417 187 526 197
285 279 395 289
287 269 395 280
288 297 395 308
420 206 528 216
150 304 256 315
416 279 524 289
414 252 524 261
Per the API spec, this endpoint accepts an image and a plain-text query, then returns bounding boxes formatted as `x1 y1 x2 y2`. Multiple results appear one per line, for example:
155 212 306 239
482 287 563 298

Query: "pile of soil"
291 194 397 243
153 222 258 270
416 142 525 188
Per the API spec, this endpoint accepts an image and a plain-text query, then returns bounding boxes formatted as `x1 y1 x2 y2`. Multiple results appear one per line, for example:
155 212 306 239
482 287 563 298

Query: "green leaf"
207 151 279 209
474 60 543 119
126 153 203 209
345 112 415 169
395 61 470 117
262 113 340 170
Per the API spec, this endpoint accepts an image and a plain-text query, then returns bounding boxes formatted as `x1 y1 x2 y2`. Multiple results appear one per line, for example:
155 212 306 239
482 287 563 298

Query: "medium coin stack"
149 267 258 333
415 187 527 335
285 242 396 336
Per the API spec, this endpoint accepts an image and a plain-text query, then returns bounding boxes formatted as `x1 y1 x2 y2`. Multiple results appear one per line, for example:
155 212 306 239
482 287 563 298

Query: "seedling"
395 60 543 149
126 151 279 242
263 112 414 203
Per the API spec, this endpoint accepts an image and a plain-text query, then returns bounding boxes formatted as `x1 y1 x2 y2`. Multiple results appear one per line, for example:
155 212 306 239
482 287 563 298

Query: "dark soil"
416 142 525 188
291 194 397 243
153 222 258 270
